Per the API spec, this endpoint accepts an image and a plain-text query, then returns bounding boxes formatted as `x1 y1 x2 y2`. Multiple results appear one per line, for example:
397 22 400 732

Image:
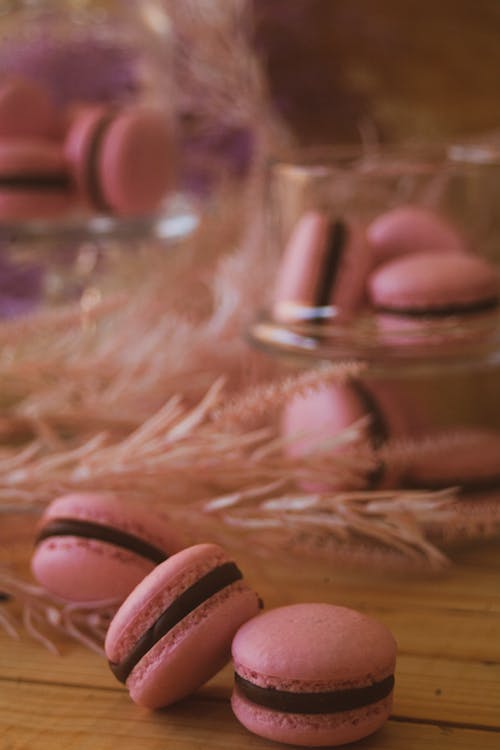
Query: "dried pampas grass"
0 0 499 653
0 217 499 650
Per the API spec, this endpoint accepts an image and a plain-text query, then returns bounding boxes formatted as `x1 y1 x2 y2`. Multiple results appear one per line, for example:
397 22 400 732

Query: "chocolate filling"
86 111 117 212
0 174 70 190
376 297 499 317
109 561 243 683
314 219 348 309
234 672 394 715
36 518 168 565
350 379 389 449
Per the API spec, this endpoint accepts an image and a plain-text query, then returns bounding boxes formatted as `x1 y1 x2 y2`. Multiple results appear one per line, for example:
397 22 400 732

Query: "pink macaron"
367 205 468 265
231 603 397 747
385 428 500 492
65 105 174 217
32 492 184 604
0 139 73 220
368 251 500 318
0 77 57 139
273 211 372 322
105 543 261 709
281 382 389 490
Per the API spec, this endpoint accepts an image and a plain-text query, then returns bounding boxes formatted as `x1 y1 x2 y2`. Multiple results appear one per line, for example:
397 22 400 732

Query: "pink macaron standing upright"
65 104 174 217
0 139 73 220
105 543 261 709
280 381 390 491
272 210 372 322
231 603 397 747
32 492 184 603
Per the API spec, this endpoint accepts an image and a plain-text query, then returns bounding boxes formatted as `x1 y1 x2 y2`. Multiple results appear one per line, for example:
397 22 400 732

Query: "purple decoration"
0 36 140 108
180 125 255 197
0 254 43 319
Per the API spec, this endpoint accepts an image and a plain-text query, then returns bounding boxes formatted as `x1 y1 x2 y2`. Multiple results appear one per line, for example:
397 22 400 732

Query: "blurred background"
253 0 500 145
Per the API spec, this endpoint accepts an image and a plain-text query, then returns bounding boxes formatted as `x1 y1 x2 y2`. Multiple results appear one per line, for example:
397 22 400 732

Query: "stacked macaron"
277 204 500 492
31 492 398 745
273 204 499 324
31 492 262 705
0 76 174 221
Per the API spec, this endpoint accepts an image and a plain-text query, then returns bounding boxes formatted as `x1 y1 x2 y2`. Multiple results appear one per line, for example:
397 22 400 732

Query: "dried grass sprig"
211 362 364 430
0 567 117 655
203 486 456 571
165 0 270 125
0 374 374 509
0 105 498 654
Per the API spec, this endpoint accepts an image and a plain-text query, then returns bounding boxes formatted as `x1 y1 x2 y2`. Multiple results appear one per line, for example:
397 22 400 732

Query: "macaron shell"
232 687 392 747
0 139 73 220
0 139 66 173
367 205 468 264
331 221 372 317
0 78 56 138
128 583 259 708
40 492 184 554
281 382 387 491
231 604 396 747
64 106 106 206
106 544 230 661
393 429 500 489
100 108 173 216
0 190 72 220
273 211 330 312
368 252 500 313
281 383 371 461
105 543 260 708
273 213 371 320
32 492 184 603
232 604 396 686
31 538 156 603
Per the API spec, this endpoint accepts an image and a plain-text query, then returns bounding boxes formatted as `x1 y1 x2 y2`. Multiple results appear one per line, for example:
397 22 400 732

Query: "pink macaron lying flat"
367 205 468 265
385 428 500 491
105 543 261 709
65 105 174 217
273 211 372 322
0 77 57 139
0 139 73 220
231 603 397 747
32 492 184 604
368 251 500 317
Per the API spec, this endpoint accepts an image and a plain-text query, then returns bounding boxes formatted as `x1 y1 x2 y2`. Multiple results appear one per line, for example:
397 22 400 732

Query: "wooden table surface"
1 514 499 750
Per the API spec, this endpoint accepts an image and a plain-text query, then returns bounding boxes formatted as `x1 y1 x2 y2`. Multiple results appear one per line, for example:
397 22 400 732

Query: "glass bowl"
249 144 500 437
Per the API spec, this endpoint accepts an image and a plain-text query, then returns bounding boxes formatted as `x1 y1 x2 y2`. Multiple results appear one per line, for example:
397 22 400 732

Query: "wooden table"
1 514 499 750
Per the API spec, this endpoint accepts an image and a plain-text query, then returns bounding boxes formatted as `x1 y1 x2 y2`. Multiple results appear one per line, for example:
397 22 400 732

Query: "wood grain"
1 515 499 748
1 678 500 750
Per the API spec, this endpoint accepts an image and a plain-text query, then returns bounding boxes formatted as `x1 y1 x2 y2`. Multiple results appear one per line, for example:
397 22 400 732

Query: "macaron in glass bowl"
0 0 204 359
249 144 500 495
0 0 199 247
